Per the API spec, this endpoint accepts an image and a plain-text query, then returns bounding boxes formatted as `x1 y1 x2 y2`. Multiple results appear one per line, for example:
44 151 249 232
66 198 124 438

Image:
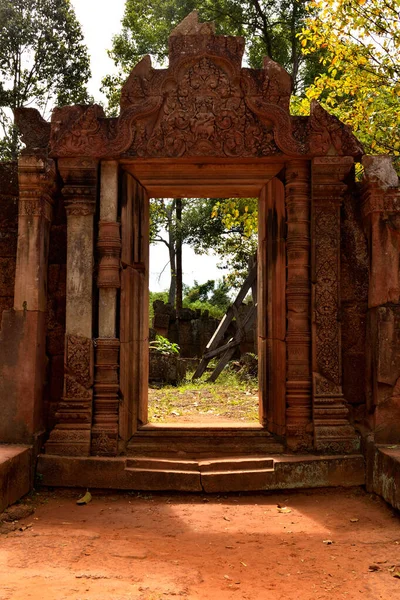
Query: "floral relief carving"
314 204 341 392
46 25 363 160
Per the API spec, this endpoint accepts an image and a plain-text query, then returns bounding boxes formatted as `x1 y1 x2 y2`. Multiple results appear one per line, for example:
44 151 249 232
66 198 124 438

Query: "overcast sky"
70 0 222 293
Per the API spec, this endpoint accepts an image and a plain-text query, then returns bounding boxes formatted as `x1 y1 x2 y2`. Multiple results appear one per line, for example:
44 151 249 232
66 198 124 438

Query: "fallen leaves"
277 505 292 514
76 491 92 505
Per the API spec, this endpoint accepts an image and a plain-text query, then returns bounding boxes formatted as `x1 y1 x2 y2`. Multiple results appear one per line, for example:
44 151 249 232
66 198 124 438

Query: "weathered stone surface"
0 163 18 322
36 453 365 492
0 446 32 513
149 352 187 385
0 310 47 444
13 107 51 154
341 191 369 412
363 155 399 190
367 306 400 443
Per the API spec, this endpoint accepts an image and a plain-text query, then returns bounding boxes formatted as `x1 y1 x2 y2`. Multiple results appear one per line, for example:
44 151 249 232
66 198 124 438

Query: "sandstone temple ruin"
1 14 400 506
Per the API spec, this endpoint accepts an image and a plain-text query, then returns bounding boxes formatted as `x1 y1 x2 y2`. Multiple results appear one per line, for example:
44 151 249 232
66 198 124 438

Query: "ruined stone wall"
152 300 256 358
0 163 18 318
340 187 369 423
152 301 222 358
361 157 400 444
44 193 67 431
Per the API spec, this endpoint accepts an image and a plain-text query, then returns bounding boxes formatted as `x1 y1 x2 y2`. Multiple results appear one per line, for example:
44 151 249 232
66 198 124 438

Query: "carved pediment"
47 12 363 160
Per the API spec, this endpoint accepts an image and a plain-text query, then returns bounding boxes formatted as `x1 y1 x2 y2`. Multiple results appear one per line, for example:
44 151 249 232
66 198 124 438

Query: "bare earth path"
1 488 400 599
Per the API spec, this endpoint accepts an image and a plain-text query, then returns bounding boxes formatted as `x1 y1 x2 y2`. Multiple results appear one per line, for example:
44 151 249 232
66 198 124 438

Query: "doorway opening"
120 162 286 443
148 196 259 427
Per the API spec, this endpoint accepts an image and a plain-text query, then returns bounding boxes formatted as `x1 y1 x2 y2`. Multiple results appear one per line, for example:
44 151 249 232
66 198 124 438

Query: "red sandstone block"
0 446 32 512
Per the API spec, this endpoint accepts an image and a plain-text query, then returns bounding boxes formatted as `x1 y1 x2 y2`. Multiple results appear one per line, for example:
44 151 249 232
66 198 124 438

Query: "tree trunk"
168 244 176 306
176 198 183 315
167 204 177 306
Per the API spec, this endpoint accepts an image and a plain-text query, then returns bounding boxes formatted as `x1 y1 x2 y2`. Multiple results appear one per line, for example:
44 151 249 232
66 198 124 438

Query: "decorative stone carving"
45 335 94 456
285 160 312 450
14 107 51 154
91 338 120 456
60 158 97 217
308 101 364 159
97 221 121 288
14 156 57 313
45 158 98 456
312 157 359 453
17 156 56 221
46 14 362 161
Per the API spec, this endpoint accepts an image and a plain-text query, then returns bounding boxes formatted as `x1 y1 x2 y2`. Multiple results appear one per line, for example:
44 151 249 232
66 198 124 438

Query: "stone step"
125 456 275 473
198 456 274 472
127 427 284 457
37 453 366 493
125 457 198 471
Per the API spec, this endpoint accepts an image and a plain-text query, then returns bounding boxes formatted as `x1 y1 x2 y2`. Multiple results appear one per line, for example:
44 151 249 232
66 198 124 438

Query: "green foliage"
149 334 180 355
102 0 323 113
209 198 258 288
296 0 400 157
149 364 259 422
0 0 91 159
183 278 231 312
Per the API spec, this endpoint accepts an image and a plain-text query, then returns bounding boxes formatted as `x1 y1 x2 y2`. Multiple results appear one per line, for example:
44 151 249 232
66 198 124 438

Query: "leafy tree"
184 278 231 311
150 197 258 306
150 197 224 306
102 0 322 114
295 0 400 156
0 0 91 159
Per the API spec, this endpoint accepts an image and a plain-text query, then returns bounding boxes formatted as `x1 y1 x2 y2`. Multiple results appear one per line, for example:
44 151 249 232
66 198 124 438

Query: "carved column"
45 158 97 456
312 157 359 452
0 155 56 446
285 160 312 450
92 161 121 456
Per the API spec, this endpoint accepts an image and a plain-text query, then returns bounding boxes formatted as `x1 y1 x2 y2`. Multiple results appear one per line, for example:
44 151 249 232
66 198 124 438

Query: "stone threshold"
0 445 32 512
129 425 285 456
37 453 365 493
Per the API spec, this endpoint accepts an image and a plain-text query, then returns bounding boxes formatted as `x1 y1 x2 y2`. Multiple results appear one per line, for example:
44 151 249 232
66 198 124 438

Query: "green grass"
148 367 259 423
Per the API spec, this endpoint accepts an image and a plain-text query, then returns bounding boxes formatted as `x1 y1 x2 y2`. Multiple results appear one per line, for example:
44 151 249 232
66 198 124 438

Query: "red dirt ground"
1 487 400 600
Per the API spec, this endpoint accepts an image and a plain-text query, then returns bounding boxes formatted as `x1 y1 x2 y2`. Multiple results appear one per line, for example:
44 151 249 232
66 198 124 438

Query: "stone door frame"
119 158 292 446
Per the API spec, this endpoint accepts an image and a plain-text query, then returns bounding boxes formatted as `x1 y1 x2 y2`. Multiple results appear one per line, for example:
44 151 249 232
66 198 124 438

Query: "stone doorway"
119 161 287 453
3 13 365 471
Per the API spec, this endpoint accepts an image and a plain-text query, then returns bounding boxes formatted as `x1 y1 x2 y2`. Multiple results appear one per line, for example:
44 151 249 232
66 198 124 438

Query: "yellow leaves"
301 39 307 47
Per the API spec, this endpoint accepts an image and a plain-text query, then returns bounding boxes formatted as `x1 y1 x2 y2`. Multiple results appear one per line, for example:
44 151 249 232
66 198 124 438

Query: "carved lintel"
97 221 122 288
312 157 359 453
17 155 56 221
45 335 94 456
48 21 362 160
91 338 120 456
285 160 313 450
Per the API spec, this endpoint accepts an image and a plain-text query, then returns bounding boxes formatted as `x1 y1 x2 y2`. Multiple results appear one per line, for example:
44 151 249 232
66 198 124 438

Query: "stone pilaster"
45 158 97 456
312 157 359 453
361 156 400 443
92 161 121 456
0 156 56 446
285 160 313 450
